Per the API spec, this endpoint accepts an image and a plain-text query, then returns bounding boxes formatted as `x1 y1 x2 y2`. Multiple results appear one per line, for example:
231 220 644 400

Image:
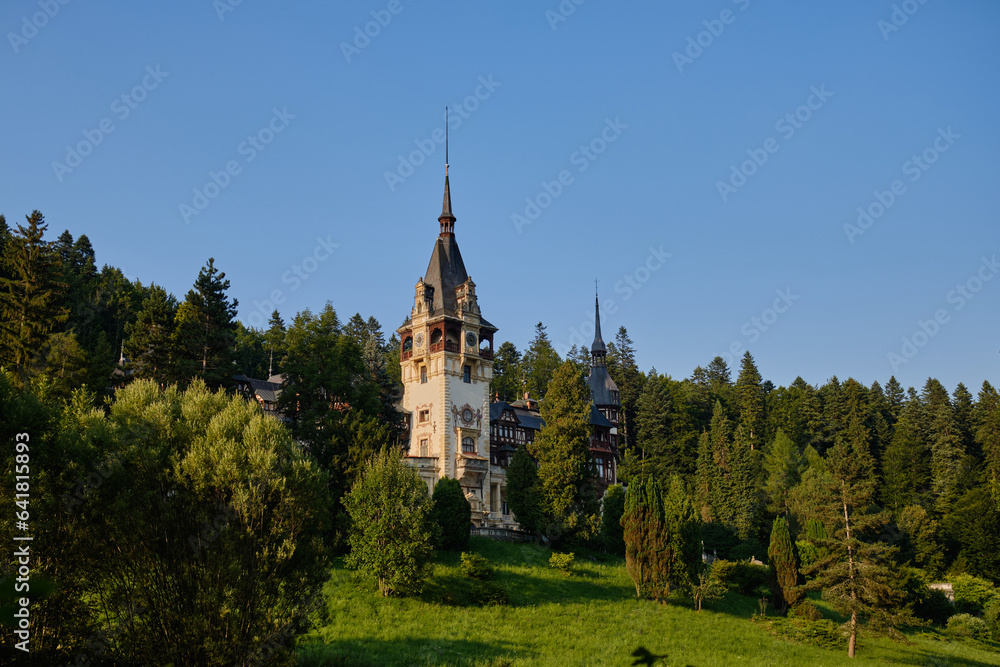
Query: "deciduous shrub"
952 574 997 615
946 614 988 640
460 552 494 580
714 559 770 596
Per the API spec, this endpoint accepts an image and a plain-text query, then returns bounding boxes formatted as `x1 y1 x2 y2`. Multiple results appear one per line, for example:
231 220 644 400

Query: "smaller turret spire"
439 107 456 236
591 288 606 365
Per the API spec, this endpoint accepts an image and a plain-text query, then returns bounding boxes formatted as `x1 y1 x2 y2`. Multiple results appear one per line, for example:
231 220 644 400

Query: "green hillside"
298 538 1000 667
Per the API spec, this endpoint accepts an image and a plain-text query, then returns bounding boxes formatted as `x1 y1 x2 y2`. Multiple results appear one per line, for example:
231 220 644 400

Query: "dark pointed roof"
591 294 606 356
440 172 455 226
424 234 468 314
588 365 619 407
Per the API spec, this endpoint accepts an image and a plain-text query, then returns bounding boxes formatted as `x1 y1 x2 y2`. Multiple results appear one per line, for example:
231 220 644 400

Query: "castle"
397 165 621 527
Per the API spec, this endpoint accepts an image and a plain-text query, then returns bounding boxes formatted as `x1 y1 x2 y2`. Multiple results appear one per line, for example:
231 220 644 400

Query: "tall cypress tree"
768 515 802 612
506 444 542 533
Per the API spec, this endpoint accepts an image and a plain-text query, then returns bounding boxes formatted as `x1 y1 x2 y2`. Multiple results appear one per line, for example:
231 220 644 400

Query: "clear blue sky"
2 1 997 394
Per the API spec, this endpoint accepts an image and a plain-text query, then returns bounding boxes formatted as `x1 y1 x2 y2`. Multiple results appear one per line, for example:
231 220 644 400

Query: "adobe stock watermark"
672 0 751 73
51 66 170 183
384 75 502 192
213 0 248 21
716 85 833 202
7 0 72 54
887 255 998 372
877 0 930 41
720 288 799 367
511 117 628 234
340 0 415 63
556 245 672 356
545 0 588 31
179 107 295 224
843 126 958 244
243 235 340 329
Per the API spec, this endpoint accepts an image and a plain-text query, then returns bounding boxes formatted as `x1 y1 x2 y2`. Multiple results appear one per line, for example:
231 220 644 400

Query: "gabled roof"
589 404 614 428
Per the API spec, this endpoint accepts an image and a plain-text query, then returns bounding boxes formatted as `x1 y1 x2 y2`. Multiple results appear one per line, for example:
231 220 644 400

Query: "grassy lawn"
298 538 1000 666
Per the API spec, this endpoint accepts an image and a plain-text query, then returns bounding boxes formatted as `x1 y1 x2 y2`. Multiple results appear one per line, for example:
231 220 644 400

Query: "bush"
469 580 510 606
549 552 575 575
946 613 989 640
460 552 494 580
430 477 472 551
984 598 1000 642
730 538 767 563
790 599 823 621
952 574 997 615
914 587 953 626
714 559 770 596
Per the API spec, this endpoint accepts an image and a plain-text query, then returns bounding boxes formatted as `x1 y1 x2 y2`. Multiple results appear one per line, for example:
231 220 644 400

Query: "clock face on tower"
466 332 477 347
415 333 424 348
462 408 475 424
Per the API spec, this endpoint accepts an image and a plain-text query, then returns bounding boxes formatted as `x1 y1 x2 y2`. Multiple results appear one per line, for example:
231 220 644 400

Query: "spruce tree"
974 381 1000 510
528 360 597 539
881 393 930 513
0 211 68 376
489 341 522 402
735 351 765 448
763 428 805 515
607 326 642 451
123 285 177 384
521 322 561 400
636 370 675 479
923 378 965 513
171 258 238 388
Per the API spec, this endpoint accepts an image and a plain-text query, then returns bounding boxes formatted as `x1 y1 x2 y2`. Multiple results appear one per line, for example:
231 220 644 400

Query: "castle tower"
397 166 498 524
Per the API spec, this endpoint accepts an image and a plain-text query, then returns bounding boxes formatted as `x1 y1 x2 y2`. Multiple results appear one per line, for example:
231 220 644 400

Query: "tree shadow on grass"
297 637 531 666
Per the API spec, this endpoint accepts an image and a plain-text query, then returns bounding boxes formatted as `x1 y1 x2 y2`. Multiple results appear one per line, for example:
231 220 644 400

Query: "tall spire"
591 287 606 365
439 106 456 236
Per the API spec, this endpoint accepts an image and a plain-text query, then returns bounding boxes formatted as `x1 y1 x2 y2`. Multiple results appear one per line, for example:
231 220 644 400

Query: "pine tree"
735 351 765 448
171 258 238 388
521 322 561 400
123 285 177 384
0 211 68 376
264 310 286 377
806 380 905 658
600 483 626 555
528 360 597 539
768 515 802 612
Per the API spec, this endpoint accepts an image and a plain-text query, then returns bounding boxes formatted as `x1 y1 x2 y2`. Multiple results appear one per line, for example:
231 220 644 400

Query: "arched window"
462 436 475 454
